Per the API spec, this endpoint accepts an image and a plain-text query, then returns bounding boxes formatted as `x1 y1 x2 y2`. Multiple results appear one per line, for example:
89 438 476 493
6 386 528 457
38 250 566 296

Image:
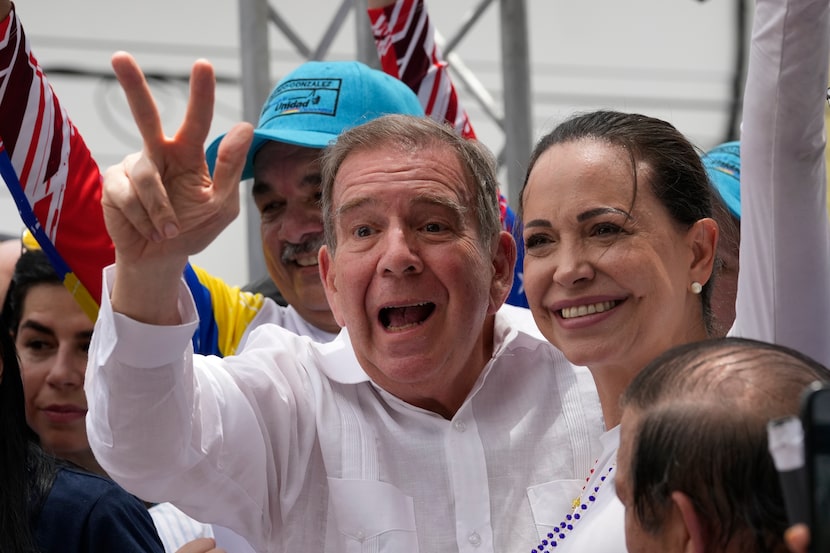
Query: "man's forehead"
252 142 324 195
335 192 465 220
254 141 322 167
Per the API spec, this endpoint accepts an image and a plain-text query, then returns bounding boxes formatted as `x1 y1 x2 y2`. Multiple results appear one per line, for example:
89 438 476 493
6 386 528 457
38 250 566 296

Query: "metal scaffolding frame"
237 0 531 280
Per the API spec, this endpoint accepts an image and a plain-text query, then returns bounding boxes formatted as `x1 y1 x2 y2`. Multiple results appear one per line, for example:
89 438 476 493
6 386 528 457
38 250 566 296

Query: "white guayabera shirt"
87 270 605 553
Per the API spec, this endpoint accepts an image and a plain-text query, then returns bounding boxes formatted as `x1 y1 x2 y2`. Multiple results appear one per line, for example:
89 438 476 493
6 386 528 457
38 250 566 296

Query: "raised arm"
102 52 252 324
733 0 830 365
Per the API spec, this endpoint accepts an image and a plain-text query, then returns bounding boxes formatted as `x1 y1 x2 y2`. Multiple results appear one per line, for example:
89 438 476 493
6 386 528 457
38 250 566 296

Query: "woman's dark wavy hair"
519 110 717 333
0 250 59 552
620 337 830 553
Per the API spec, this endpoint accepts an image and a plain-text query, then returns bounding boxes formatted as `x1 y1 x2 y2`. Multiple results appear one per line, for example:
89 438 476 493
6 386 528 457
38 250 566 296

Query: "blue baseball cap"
206 60 424 180
701 140 741 219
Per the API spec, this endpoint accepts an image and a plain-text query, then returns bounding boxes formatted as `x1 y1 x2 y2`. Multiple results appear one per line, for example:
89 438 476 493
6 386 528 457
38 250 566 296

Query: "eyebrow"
523 206 632 229
18 320 93 341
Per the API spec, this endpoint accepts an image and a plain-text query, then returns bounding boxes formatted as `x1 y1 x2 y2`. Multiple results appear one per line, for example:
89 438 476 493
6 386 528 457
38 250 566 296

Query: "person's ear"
487 231 517 314
686 217 718 287
671 491 707 553
318 245 345 327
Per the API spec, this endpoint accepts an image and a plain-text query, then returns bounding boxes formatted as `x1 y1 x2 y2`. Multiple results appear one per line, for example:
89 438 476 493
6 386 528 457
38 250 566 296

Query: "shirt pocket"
527 479 582 534
327 478 419 553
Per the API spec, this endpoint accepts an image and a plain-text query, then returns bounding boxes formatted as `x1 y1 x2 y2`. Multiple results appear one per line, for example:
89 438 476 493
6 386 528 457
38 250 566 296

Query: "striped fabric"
369 0 476 140
0 8 113 318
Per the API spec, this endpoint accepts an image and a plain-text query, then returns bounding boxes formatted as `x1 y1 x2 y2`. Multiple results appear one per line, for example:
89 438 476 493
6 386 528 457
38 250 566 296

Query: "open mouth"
379 302 436 330
559 300 619 320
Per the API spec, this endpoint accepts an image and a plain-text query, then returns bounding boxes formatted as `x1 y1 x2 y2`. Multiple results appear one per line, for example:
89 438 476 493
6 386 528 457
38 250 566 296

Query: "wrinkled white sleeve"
86 266 317 551
732 0 830 367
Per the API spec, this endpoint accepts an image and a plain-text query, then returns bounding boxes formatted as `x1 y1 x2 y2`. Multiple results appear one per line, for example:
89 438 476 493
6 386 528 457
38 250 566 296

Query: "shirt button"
355 530 365 541
454 420 467 432
468 532 481 547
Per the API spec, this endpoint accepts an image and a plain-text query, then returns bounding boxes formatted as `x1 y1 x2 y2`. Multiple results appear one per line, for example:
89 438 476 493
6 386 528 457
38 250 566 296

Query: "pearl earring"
690 281 703 295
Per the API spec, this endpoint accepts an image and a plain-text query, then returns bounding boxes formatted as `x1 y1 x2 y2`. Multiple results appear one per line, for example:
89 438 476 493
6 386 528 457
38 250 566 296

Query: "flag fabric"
0 7 114 319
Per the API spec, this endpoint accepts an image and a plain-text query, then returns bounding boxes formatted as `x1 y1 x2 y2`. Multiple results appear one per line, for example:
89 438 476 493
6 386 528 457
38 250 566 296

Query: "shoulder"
37 467 164 552
47 467 152 521
50 466 134 503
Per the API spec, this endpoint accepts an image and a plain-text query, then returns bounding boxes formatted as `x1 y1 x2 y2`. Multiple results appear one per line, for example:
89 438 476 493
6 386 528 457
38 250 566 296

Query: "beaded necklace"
531 460 616 552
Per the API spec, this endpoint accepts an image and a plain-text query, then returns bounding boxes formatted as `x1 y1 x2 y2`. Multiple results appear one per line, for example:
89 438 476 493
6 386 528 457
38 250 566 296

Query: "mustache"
281 234 325 264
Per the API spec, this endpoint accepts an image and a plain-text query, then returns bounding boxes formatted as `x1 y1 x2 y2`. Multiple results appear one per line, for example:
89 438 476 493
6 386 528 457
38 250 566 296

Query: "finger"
174 537 217 553
130 153 180 240
212 121 254 204
103 153 178 242
784 523 810 553
176 59 215 148
111 52 165 156
102 155 159 242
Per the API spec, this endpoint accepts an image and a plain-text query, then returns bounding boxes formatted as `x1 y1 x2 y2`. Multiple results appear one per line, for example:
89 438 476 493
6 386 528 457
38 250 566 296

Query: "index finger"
111 51 165 156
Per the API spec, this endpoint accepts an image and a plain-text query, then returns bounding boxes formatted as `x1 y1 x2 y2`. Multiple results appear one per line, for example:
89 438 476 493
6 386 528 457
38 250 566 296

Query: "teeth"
560 301 616 320
388 321 421 331
380 302 435 330
295 256 318 267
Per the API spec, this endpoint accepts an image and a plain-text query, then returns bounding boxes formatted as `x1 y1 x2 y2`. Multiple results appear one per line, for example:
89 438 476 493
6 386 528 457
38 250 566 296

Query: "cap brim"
206 127 337 181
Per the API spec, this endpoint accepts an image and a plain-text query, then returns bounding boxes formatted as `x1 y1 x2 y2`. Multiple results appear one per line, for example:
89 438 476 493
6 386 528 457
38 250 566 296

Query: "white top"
533 0 830 550
532 427 623 553
86 274 605 553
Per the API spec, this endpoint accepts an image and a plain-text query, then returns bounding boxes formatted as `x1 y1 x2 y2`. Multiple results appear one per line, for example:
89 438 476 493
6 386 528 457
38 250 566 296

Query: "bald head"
617 337 830 553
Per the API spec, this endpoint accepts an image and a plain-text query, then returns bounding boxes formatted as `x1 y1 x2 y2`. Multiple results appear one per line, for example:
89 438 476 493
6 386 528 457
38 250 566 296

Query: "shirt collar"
314 305 543 387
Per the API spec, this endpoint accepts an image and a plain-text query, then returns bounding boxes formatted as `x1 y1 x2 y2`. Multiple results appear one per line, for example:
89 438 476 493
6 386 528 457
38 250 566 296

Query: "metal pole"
238 0 271 283
353 0 380 68
499 0 532 209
